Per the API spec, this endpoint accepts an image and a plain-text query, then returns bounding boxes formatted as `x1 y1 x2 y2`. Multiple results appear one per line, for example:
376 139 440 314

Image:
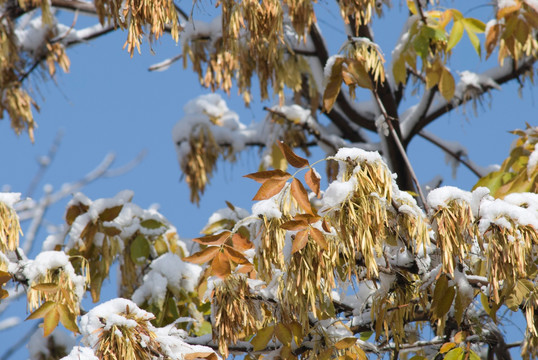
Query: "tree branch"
406 57 536 139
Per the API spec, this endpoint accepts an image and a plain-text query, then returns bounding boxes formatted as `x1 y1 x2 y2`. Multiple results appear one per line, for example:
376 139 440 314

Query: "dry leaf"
252 178 288 200
291 178 313 214
276 141 309 168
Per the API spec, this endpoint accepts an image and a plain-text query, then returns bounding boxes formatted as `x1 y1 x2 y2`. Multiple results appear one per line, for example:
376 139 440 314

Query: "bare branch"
419 130 486 178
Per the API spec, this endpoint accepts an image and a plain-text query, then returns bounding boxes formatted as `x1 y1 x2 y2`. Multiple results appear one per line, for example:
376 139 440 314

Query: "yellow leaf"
432 275 456 320
58 304 79 334
275 323 292 346
43 306 60 337
440 342 456 353
465 27 482 56
26 301 56 320
447 20 464 51
271 143 287 171
251 325 275 351
31 283 59 293
334 337 357 350
463 18 486 33
291 230 309 254
439 68 455 100
291 178 313 214
277 141 309 168
183 246 220 264
252 178 288 200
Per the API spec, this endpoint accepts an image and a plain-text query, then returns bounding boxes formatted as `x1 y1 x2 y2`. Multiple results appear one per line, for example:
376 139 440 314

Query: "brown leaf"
322 57 345 112
276 141 309 168
291 178 313 214
244 170 291 183
98 205 123 222
322 218 332 232
252 178 288 200
183 246 220 264
232 232 253 251
310 228 328 250
305 168 321 198
184 352 218 360
294 214 321 224
43 306 60 337
223 246 249 265
281 219 308 231
291 230 309 254
193 232 231 246
211 251 231 278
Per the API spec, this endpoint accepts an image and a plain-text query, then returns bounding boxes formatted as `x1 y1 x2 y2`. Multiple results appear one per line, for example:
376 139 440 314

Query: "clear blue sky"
0 1 535 358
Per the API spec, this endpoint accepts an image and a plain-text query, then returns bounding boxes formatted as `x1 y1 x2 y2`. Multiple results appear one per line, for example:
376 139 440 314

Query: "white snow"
427 186 472 209
333 147 383 164
61 346 99 360
497 0 518 8
0 192 21 208
131 253 202 306
319 177 358 213
23 251 86 300
458 71 501 91
477 196 538 234
0 316 20 331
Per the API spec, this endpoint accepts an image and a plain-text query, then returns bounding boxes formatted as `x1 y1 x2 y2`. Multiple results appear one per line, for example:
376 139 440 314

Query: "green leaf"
444 347 464 360
251 325 275 351
480 293 499 322
447 20 464 51
195 321 212 336
140 219 165 229
130 234 150 265
359 331 373 341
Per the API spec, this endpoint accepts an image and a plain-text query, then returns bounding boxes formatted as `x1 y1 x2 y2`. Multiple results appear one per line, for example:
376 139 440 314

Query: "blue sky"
0 1 536 358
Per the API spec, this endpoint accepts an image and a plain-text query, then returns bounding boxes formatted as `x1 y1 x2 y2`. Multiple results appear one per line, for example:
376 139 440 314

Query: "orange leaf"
291 178 313 214
193 232 231 246
276 141 309 168
294 214 321 224
232 233 253 251
224 246 250 265
252 178 288 200
292 230 309 254
244 170 291 183
211 251 231 278
183 246 220 264
322 218 332 232
305 168 321 198
281 219 308 231
310 228 328 250
0 270 12 285
43 306 60 337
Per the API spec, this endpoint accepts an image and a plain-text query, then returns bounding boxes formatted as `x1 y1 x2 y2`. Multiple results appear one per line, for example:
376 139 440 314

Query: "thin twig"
372 92 429 212
25 130 64 198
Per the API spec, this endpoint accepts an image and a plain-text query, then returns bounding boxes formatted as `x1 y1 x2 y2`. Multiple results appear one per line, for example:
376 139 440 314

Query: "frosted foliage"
458 71 501 91
272 104 311 123
22 251 86 300
79 298 153 347
497 0 517 8
427 186 472 209
132 253 202 305
333 147 383 164
0 192 21 208
319 177 358 213
205 206 250 227
478 196 538 233
61 347 99 360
